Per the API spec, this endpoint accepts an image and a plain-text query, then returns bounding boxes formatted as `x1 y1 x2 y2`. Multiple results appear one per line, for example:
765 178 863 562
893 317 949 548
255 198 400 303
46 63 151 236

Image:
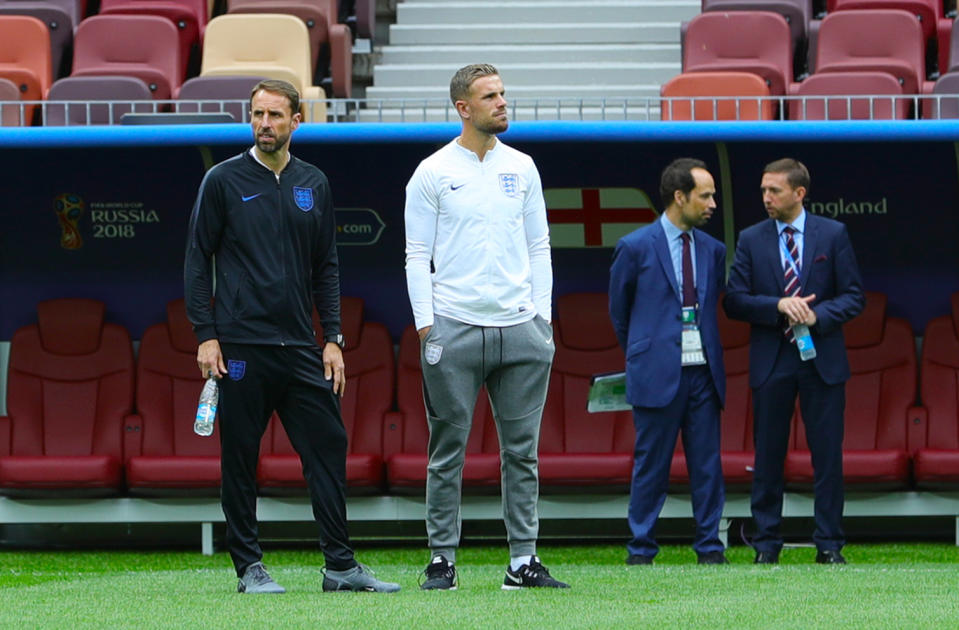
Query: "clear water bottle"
194 376 218 437
792 323 817 361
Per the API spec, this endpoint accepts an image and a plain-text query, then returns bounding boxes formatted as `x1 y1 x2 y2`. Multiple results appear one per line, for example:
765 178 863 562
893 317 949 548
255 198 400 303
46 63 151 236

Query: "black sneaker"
502 556 569 590
420 555 457 590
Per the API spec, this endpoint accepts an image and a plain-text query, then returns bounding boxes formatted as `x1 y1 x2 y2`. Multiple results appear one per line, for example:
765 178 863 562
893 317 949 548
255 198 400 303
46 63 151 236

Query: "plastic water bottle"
194 376 218 437
792 323 817 361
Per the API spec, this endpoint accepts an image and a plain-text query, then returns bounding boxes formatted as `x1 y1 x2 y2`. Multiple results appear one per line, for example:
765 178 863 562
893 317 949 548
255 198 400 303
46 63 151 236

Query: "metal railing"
2 94 958 126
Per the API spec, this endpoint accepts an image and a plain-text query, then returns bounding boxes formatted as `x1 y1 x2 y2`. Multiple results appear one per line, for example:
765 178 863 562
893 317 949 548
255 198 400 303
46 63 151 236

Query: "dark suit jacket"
723 213 864 388
609 219 727 409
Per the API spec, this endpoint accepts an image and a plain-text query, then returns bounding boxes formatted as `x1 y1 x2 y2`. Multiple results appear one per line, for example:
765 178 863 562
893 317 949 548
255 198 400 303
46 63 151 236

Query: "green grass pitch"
2 544 959 629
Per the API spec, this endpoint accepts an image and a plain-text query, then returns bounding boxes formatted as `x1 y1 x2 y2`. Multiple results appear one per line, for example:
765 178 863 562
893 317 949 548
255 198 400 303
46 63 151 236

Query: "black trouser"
218 343 356 576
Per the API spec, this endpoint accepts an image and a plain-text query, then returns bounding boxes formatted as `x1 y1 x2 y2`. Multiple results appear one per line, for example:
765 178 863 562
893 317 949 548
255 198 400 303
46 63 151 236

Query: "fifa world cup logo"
54 193 85 250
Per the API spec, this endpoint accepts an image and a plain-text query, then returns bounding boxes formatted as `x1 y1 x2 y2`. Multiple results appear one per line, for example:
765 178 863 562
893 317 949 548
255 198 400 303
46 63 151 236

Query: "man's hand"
417 326 432 342
778 294 817 326
323 342 346 396
197 339 226 379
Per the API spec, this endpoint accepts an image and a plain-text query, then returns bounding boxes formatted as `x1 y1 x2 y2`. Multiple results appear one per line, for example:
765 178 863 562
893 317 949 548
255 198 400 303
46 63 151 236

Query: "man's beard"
256 133 287 153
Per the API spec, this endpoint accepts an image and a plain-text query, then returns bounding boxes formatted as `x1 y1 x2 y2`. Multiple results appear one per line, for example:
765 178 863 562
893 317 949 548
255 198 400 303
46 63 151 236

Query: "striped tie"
782 226 800 343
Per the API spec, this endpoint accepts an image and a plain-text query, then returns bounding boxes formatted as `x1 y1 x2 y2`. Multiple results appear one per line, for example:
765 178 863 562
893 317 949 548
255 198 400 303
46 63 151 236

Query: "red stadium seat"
661 71 775 120
715 295 755 488
98 0 207 78
702 0 811 51
925 72 959 119
829 0 950 76
0 2 73 79
257 297 396 493
789 71 908 120
354 0 375 41
814 9 929 97
0 299 134 496
0 15 52 123
45 76 155 125
690 0 813 77
385 325 501 492
684 11 795 95
3 0 81 28
125 299 221 494
72 15 183 100
538 293 634 490
176 74 266 122
913 292 959 487
785 292 915 489
0 76 24 125
947 17 959 74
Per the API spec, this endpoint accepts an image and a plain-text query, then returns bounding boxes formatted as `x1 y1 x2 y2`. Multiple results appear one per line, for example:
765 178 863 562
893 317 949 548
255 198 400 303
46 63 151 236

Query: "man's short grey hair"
250 79 300 116
449 64 499 105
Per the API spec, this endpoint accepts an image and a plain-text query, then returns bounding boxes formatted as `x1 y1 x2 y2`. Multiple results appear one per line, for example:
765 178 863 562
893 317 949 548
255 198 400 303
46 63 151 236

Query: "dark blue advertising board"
1 121 957 341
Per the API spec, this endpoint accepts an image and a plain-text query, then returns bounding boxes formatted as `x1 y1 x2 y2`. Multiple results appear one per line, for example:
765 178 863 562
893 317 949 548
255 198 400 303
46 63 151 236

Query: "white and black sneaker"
502 556 569 590
420 555 457 590
237 561 286 594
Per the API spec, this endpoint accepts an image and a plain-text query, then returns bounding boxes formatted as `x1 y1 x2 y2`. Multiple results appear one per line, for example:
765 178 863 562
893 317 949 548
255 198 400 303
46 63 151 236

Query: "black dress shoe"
754 550 780 564
626 554 654 565
816 549 847 564
697 551 729 565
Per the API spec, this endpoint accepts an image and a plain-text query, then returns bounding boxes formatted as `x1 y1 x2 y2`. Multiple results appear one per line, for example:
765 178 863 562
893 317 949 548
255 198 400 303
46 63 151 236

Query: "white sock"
510 555 533 571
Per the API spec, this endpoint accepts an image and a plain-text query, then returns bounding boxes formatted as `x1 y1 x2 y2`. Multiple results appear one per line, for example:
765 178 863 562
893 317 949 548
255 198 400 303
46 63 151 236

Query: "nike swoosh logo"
241 193 262 202
545 336 553 345
450 184 465 191
505 572 523 584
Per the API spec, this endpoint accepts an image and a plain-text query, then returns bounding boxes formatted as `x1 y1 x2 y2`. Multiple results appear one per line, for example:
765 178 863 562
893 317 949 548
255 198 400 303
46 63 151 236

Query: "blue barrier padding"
3 120 959 148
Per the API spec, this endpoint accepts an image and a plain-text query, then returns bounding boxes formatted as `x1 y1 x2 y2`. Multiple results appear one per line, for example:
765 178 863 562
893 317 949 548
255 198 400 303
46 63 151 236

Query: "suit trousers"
218 343 355 576
420 315 554 562
628 364 725 558
751 340 846 553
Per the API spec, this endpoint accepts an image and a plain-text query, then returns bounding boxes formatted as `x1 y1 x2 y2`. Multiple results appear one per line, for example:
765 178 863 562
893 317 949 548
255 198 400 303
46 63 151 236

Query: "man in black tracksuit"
184 79 399 594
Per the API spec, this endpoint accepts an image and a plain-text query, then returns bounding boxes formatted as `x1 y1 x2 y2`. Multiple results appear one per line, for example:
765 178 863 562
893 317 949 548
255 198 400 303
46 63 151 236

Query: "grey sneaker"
420 555 457 590
322 564 401 593
237 562 286 594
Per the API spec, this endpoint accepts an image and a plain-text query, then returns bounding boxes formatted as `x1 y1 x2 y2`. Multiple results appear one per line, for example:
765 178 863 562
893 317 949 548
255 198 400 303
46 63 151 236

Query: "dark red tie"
782 226 800 342
681 232 695 307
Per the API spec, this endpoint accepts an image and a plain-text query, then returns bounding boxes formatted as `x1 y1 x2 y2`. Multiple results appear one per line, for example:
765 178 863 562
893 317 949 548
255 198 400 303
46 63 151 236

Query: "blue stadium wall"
1 120 957 341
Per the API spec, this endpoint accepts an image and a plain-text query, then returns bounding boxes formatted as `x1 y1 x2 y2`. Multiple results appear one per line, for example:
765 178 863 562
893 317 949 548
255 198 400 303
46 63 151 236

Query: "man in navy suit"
724 158 864 564
609 158 728 565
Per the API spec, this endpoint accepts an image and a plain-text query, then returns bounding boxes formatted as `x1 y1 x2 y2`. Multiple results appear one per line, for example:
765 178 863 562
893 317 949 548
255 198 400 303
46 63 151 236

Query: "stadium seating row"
2 291 959 499
684 0 952 81
0 3 354 126
665 7 959 120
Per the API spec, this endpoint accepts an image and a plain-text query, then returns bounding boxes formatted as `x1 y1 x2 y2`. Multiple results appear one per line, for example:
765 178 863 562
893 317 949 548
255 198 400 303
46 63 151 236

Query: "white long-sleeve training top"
404 138 553 330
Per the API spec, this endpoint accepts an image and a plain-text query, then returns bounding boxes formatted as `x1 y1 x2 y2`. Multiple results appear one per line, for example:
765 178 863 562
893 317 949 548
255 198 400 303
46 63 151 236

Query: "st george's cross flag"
545 188 658 248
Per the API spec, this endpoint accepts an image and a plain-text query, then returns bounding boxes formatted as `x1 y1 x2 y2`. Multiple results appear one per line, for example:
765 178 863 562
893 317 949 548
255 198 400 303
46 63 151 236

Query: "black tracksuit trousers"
218 343 356 576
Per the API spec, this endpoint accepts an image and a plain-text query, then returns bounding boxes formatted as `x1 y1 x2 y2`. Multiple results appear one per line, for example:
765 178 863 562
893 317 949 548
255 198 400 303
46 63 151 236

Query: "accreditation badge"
681 306 707 366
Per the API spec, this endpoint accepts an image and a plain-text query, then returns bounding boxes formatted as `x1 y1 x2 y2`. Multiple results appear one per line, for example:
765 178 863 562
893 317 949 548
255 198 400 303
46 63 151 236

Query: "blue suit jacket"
723 213 864 388
609 220 727 409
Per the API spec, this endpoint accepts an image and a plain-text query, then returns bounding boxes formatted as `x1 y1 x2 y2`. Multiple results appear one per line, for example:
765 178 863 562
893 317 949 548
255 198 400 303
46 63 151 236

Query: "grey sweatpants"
420 314 555 562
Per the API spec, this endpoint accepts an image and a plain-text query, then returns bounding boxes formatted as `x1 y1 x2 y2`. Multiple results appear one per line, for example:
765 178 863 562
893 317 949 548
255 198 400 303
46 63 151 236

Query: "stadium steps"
365 0 698 105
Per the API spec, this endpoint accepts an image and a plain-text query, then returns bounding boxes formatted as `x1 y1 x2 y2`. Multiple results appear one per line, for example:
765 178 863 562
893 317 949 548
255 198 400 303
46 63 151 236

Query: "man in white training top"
404 63 568 591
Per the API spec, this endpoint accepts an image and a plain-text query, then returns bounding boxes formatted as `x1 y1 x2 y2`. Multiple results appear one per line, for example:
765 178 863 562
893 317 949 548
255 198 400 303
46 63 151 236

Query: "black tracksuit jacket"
184 149 341 347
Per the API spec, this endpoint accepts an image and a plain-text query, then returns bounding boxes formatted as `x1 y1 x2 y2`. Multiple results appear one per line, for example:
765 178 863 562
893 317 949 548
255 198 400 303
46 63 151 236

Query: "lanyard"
779 229 801 279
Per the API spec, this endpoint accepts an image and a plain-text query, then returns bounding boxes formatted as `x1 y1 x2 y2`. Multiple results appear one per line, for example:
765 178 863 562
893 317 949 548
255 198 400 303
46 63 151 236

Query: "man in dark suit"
609 158 728 565
724 158 864 564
